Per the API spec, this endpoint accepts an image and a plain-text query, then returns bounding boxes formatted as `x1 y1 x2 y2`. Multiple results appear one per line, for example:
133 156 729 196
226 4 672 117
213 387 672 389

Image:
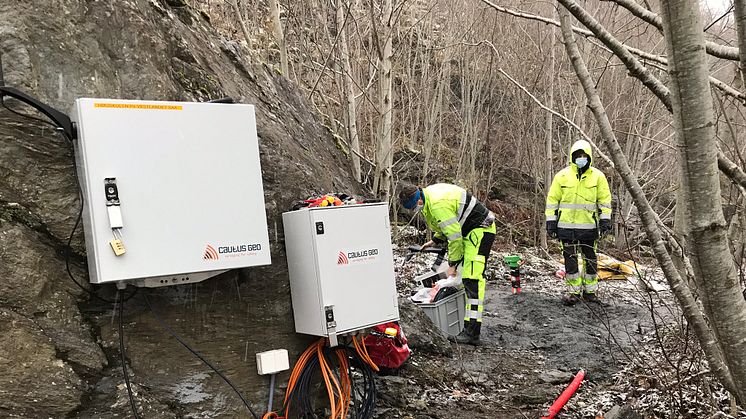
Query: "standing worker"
399 182 496 345
545 140 612 305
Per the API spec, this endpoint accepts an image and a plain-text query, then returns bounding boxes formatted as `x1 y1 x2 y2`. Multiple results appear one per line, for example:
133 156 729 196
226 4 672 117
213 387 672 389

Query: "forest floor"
377 234 744 419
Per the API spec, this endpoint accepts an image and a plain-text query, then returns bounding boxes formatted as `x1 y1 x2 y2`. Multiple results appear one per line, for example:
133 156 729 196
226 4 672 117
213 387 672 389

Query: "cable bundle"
263 338 378 419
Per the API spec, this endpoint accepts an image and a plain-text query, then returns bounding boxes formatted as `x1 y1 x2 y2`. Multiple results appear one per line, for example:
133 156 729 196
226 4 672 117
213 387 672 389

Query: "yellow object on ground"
559 253 638 280
596 253 637 280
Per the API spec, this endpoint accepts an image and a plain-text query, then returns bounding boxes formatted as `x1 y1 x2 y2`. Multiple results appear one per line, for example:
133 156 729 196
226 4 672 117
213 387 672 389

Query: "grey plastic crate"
417 289 465 336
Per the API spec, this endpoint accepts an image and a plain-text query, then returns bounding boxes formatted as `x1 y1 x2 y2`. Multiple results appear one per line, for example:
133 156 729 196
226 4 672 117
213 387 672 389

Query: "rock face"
397 298 453 357
0 0 360 416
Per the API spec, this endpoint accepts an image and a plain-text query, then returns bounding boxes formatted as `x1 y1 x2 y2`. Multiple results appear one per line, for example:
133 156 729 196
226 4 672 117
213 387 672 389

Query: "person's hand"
599 219 612 236
447 265 457 278
422 240 435 249
546 220 558 239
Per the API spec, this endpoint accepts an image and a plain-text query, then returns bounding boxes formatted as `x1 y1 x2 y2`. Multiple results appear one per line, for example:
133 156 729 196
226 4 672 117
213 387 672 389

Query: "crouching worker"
545 140 612 305
398 182 496 345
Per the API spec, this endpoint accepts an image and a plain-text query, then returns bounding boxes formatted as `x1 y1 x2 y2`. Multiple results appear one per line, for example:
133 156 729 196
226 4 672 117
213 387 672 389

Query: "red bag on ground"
363 322 411 370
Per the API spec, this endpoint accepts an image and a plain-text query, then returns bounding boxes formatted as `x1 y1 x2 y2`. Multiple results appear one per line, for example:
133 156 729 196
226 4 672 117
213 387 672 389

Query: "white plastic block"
256 349 290 375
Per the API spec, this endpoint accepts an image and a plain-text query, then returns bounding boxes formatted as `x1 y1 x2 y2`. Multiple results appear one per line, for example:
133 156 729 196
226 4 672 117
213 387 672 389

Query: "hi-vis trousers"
561 239 598 295
462 222 496 337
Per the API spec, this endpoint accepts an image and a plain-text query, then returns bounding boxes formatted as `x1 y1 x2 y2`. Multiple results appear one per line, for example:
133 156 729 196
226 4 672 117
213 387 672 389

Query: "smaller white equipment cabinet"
282 203 399 343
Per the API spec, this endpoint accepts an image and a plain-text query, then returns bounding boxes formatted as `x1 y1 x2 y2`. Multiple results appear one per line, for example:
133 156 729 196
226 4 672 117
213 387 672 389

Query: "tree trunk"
422 55 449 182
269 0 288 76
373 0 394 201
737 0 746 87
558 5 738 398
540 18 556 251
231 0 252 50
660 0 746 402
336 0 361 182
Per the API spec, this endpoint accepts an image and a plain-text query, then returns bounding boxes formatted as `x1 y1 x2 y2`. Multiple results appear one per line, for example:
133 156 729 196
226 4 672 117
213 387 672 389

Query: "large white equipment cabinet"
282 203 399 343
71 98 271 286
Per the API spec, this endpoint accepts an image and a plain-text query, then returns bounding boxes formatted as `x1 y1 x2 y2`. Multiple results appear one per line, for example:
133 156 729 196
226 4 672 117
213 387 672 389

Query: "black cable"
118 291 141 419
282 345 376 419
58 129 138 304
348 347 376 418
143 294 260 419
2 94 138 304
0 98 62 131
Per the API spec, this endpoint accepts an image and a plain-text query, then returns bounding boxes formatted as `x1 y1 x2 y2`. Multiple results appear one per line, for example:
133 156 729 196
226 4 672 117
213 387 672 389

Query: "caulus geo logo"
204 243 262 260
336 248 379 265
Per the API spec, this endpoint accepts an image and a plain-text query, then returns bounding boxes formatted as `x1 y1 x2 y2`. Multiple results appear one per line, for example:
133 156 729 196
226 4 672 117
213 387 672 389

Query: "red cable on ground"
542 369 586 419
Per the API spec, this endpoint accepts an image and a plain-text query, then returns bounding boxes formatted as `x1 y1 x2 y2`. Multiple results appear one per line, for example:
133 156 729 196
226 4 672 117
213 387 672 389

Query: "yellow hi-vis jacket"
545 140 612 240
421 183 489 266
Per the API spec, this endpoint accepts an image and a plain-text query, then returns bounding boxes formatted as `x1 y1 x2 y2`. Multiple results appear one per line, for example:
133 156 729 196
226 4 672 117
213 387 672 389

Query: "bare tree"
269 0 289 75
659 0 746 401
540 13 556 250
372 0 394 201
231 0 253 50
336 0 362 182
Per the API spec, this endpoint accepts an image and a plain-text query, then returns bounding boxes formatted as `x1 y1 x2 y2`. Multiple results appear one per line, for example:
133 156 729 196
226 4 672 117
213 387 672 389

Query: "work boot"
583 291 600 304
562 293 581 306
449 330 480 346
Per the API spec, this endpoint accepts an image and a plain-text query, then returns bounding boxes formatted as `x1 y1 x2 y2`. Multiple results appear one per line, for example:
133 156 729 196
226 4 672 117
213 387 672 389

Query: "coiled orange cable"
263 336 378 419
352 335 379 372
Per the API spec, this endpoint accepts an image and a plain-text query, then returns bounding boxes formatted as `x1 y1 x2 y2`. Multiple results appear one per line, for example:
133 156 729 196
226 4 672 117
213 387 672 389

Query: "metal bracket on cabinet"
325 305 338 346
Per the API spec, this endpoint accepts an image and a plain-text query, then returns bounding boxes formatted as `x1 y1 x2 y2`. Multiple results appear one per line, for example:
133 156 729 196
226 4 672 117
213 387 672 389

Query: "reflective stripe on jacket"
545 140 612 233
422 183 489 265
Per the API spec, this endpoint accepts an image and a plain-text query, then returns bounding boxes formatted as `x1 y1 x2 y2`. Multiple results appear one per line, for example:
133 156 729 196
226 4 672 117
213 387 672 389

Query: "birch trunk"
735 0 746 89
336 0 361 182
660 0 746 402
269 0 288 76
373 0 394 201
540 20 556 250
558 6 738 398
422 55 449 182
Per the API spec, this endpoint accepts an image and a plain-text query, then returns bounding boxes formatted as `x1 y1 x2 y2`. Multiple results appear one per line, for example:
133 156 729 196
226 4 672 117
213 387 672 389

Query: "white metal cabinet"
71 99 271 285
282 203 399 340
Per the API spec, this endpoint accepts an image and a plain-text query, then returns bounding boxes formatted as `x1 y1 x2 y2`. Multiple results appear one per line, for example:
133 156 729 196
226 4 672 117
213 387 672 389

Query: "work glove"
599 219 612 236
546 220 558 239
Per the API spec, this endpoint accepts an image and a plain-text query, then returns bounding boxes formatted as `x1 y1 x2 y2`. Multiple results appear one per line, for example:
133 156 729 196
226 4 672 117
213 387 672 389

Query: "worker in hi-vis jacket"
399 182 496 345
545 139 612 305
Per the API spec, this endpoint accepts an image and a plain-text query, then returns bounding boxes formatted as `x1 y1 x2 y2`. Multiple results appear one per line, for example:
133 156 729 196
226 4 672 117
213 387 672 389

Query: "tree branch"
609 0 740 61
494 65 615 167
718 151 746 190
561 0 746 191
558 0 672 110
479 1 746 103
477 0 669 64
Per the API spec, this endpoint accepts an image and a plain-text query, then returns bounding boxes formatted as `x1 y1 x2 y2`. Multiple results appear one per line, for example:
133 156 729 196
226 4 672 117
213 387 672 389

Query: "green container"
503 255 522 268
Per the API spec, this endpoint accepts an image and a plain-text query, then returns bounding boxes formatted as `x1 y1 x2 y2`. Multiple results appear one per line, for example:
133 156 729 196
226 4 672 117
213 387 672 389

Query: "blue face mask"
575 157 589 168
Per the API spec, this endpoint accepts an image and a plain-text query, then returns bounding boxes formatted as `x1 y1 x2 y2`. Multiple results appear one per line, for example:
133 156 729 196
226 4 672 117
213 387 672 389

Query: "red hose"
541 370 586 419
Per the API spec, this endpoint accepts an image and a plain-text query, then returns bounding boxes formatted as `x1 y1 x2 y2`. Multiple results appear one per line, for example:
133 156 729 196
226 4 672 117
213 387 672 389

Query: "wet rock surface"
0 308 85 417
1 0 358 416
397 297 453 357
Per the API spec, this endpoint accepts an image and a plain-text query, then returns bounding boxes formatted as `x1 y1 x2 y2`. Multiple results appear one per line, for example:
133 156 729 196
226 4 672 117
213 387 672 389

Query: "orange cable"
324 346 348 419
353 335 379 372
317 343 339 418
336 350 351 418
282 339 322 418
